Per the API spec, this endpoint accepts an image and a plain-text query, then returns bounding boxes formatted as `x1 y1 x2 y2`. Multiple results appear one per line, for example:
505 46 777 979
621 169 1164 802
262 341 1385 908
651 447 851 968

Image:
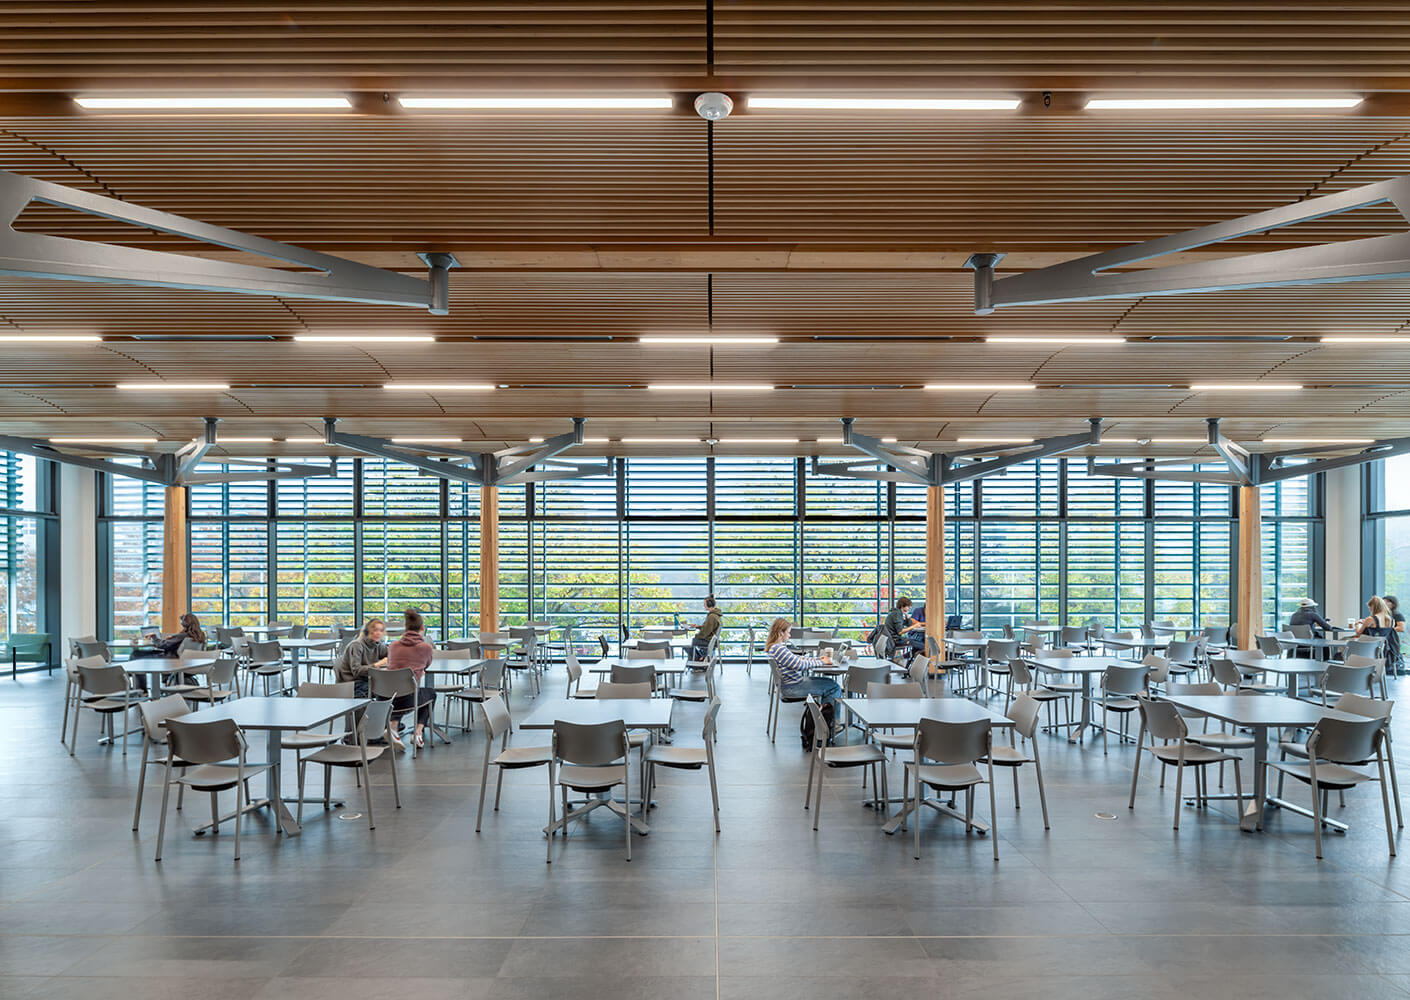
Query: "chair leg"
1232 758 1243 818
1172 761 1184 831
546 764 555 864
1033 756 1050 830
1127 722 1146 810
987 769 999 861
1311 775 1324 859
804 750 817 810
475 748 492 833
812 764 825 831
1011 765 1020 809
232 770 244 862
297 760 307 825
623 768 632 862
913 772 923 860
132 738 151 831
1388 741 1404 828
1379 755 1398 856
154 758 174 862
362 761 376 830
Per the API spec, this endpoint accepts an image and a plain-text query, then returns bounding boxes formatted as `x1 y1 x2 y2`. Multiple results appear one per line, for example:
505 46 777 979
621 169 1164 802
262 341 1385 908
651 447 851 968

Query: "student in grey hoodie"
336 618 388 698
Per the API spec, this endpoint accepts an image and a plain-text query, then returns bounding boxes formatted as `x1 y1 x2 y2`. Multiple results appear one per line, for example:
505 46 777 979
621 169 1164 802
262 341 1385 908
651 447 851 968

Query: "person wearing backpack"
766 617 842 747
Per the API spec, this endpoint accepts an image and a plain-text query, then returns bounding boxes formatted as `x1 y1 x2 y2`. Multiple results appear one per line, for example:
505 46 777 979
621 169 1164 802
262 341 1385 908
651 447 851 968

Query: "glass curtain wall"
1365 454 1410 605
0 451 53 643
99 454 1324 643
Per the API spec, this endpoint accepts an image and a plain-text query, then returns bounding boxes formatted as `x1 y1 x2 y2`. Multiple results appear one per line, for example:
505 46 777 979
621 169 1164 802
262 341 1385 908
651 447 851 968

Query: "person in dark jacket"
690 596 722 660
144 612 206 657
1289 598 1333 637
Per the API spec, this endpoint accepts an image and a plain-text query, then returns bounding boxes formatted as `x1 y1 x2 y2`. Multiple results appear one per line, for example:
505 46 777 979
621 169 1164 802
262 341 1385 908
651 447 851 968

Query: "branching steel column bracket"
812 418 1102 486
323 418 611 486
967 175 1410 314
0 170 456 313
0 417 335 485
1087 417 1410 485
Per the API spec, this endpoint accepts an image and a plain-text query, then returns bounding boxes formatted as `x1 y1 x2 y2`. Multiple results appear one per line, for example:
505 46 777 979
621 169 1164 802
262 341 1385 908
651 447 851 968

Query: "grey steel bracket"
324 417 610 486
0 417 334 486
812 417 1102 486
1087 417 1410 485
968 175 1410 314
0 170 455 313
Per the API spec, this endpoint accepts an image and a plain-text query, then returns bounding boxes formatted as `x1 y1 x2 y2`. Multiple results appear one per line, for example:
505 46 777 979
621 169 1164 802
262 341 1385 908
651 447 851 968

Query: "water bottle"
673 611 681 631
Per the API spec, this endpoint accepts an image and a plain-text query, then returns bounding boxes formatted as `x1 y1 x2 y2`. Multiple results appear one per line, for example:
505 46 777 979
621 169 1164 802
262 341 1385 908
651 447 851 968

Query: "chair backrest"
986 639 1019 661
1007 657 1033 686
138 693 190 741
565 652 583 685
508 626 537 641
164 717 243 765
1007 693 1043 740
1140 621 1156 639
642 628 675 641
67 652 106 681
598 634 611 657
1210 657 1242 689
338 626 361 641
444 639 480 653
298 681 354 698
353 699 394 744
1321 663 1375 700
1060 625 1088 645
804 698 830 750
632 640 671 656
436 647 473 661
75 640 112 662
872 633 889 659
915 717 990 765
553 719 628 766
1346 638 1383 660
1308 716 1386 765
1136 694 1188 742
1167 680 1220 697
703 698 722 741
1165 640 1198 662
844 663 887 695
907 656 930 693
178 646 210 661
1103 664 1148 697
1142 654 1170 684
369 667 416 699
596 680 651 699
477 658 505 690
626 647 666 661
482 693 512 742
926 635 942 657
287 623 307 639
1257 635 1283 657
1040 647 1075 660
205 657 238 686
1200 625 1229 644
1289 623 1313 639
868 680 923 698
609 663 657 687
77 662 128 696
1333 692 1394 722
248 640 282 663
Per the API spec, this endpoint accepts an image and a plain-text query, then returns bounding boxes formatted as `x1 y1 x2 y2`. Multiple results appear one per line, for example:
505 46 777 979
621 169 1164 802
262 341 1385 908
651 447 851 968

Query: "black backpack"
800 701 836 749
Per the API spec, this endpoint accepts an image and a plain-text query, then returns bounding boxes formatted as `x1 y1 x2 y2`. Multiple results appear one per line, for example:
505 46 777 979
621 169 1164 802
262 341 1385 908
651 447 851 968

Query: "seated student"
906 602 928 656
767 617 841 725
1354 595 1402 677
1289 597 1333 637
1386 596 1407 675
690 596 722 660
386 607 438 749
336 618 389 699
137 612 207 692
883 596 924 662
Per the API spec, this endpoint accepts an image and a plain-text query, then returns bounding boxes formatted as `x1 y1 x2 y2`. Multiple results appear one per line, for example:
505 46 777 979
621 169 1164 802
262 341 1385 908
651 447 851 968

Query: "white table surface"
517 698 675 731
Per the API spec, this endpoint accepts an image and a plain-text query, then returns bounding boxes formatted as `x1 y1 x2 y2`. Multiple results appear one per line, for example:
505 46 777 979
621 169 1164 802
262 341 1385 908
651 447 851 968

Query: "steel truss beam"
0 418 334 486
323 418 611 486
0 170 456 313
812 417 1102 486
967 175 1410 314
1087 418 1410 486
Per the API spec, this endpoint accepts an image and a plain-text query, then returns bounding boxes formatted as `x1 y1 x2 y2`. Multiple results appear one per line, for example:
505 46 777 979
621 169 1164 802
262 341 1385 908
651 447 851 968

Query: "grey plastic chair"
60 653 109 745
1311 662 1376 705
475 694 552 832
297 699 400 830
504 626 540 696
668 659 717 704
71 662 136 756
609 663 658 689
1127 695 1242 830
1211 655 1281 695
282 682 354 755
1163 640 1201 678
1007 657 1070 730
244 640 287 697
369 667 431 756
645 697 722 832
803 697 887 830
766 660 809 743
1096 664 1148 755
184 656 239 705
548 719 633 863
1276 692 1402 829
132 694 191 831
565 650 598 699
989 693 1050 829
627 639 671 661
444 658 504 732
1266 715 1396 858
155 717 275 863
984 639 1020 699
905 716 997 861
866 680 925 754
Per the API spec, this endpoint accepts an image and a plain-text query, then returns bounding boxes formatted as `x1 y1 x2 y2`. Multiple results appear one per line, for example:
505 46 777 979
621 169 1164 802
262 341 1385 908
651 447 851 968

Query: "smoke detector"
693 93 734 121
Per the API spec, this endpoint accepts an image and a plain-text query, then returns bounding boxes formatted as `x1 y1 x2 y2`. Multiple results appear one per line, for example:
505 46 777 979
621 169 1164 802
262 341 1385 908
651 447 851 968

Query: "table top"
591 656 679 674
178 696 369 731
1033 655 1125 674
517 698 675 731
273 638 339 650
1158 694 1360 728
424 655 489 673
946 637 991 649
1103 636 1170 650
119 655 217 672
1244 659 1329 676
622 637 692 650
1021 624 1062 634
840 697 1015 729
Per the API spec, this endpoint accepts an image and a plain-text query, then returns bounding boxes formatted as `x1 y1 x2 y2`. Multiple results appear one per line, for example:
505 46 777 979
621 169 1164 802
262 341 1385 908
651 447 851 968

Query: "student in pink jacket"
386 607 438 749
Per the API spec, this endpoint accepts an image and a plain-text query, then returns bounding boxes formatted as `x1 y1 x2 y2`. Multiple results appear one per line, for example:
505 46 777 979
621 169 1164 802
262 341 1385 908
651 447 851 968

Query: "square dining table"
1031 655 1127 743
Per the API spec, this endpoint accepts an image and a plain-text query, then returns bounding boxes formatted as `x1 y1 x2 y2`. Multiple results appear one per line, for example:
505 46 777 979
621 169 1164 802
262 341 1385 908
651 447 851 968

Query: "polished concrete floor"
5 661 1410 999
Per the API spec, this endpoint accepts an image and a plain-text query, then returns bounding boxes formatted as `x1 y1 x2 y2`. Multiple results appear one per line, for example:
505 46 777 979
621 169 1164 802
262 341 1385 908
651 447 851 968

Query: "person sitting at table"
906 603 928 656
767 617 842 729
335 617 388 699
1354 595 1402 677
1383 595 1406 675
689 595 722 661
1288 598 1332 658
138 612 207 691
386 607 438 749
883 596 924 663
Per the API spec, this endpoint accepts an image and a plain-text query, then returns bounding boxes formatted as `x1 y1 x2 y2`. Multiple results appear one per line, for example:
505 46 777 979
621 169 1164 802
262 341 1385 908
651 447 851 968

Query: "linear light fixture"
985 336 1126 345
1319 336 1408 344
716 437 799 444
647 384 773 392
50 436 158 444
1262 437 1374 445
1085 96 1362 111
0 334 101 342
116 382 229 390
383 383 494 391
638 336 779 345
219 437 275 443
955 436 1035 444
391 437 462 444
748 96 1020 111
528 437 545 443
582 437 612 443
925 383 1036 391
399 96 672 110
76 96 352 110
295 334 435 344
284 437 333 444
1188 383 1302 391
1101 436 1211 444
621 437 702 443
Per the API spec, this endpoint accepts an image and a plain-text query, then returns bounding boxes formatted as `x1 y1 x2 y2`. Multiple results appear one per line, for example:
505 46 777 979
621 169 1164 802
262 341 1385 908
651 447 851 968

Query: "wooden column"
160 485 188 633
926 484 946 661
479 484 499 635
1236 484 1262 650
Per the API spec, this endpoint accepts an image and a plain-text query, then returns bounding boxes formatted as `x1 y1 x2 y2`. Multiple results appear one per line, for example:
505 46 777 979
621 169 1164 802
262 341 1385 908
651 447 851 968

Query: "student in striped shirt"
766 617 842 719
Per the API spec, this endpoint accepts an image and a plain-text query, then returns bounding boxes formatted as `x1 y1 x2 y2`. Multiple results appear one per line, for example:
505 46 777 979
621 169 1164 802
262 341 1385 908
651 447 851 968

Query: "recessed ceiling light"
621 437 702 443
116 382 229 390
218 437 275 443
1085 96 1362 111
0 334 101 342
716 438 799 444
1152 437 1212 444
295 335 435 344
647 384 774 392
1262 438 1374 445
398 96 672 110
391 437 462 444
528 437 545 443
1319 336 1407 344
50 436 158 444
1188 383 1302 391
581 437 612 443
383 383 495 391
76 96 352 110
748 96 1020 111
925 383 1036 391
985 336 1126 345
284 437 332 444
956 437 1034 444
638 336 779 344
